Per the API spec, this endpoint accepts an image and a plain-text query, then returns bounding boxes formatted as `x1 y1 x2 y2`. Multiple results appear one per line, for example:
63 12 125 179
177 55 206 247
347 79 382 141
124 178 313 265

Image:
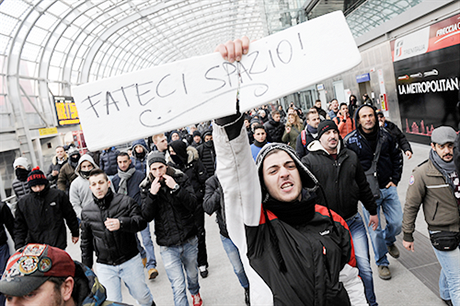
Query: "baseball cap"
0 244 75 297
431 126 457 145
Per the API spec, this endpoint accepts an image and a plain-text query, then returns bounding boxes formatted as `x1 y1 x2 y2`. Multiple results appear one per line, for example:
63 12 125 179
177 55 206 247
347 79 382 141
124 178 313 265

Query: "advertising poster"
391 14 460 144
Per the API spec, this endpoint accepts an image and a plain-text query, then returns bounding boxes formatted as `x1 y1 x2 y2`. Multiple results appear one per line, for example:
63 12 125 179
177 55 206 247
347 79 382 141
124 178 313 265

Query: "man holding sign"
213 38 366 306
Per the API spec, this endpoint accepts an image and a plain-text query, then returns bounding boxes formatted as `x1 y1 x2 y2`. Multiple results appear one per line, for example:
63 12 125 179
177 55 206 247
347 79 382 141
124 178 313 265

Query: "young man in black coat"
81 169 154 306
140 151 203 306
302 120 379 305
14 167 79 250
377 111 413 159
112 152 158 280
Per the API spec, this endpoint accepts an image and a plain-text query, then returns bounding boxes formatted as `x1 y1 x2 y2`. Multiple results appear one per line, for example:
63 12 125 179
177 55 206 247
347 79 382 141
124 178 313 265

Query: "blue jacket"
130 139 149 174
112 164 146 205
99 147 119 176
344 105 403 188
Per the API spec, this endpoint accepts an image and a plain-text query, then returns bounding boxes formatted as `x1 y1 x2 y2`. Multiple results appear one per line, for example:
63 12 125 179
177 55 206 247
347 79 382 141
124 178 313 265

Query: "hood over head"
169 140 188 165
255 143 318 201
75 154 99 177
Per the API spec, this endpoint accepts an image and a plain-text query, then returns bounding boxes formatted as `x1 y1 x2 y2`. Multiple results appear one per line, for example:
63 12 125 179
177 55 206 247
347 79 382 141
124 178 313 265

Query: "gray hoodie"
69 154 99 219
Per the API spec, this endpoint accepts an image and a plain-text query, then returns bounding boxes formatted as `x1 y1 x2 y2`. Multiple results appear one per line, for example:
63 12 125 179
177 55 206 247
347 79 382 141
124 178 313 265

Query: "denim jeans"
160 237 200 306
220 234 249 289
96 254 153 306
346 213 377 306
362 186 402 266
431 240 460 305
140 223 157 269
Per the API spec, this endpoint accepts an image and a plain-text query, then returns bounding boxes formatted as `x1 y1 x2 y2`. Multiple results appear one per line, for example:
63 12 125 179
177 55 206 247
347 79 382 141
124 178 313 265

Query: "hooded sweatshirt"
130 139 149 174
69 154 99 219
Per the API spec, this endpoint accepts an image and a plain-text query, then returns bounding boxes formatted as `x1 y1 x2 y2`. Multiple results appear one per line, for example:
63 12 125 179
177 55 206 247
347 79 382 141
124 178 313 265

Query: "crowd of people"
0 38 458 306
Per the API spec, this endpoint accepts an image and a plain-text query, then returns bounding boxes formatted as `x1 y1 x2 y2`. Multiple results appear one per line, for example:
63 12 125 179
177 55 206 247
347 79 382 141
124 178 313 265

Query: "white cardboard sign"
72 11 361 150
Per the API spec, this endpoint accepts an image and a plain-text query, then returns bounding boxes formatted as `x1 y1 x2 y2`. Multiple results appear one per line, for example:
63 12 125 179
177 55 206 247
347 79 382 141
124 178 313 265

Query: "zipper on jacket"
320 241 331 280
432 202 439 221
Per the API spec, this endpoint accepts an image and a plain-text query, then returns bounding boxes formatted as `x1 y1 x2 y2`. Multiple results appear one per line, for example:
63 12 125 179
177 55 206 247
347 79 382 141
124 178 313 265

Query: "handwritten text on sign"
72 11 361 150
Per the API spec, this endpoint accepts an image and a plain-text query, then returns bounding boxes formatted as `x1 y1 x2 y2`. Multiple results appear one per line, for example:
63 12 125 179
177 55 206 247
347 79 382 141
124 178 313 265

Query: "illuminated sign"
54 96 80 126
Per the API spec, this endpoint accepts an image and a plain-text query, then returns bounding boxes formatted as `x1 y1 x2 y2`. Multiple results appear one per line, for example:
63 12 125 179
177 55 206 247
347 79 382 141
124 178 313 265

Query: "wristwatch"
172 184 180 192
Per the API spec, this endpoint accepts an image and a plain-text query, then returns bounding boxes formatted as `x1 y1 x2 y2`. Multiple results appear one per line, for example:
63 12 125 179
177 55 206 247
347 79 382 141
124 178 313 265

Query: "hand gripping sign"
72 11 361 151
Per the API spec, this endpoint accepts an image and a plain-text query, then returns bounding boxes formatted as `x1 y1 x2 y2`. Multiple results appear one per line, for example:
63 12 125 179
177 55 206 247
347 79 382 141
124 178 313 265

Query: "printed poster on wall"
391 14 460 144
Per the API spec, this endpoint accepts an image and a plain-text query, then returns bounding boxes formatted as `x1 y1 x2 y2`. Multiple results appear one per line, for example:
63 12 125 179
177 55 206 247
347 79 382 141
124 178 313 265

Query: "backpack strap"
301 130 307 146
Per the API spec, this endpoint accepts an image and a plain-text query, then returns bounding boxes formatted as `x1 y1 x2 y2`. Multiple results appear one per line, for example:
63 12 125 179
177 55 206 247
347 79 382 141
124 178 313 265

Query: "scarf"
117 167 136 195
430 149 456 189
253 139 268 148
263 191 316 227
93 188 114 210
15 168 30 182
306 124 318 138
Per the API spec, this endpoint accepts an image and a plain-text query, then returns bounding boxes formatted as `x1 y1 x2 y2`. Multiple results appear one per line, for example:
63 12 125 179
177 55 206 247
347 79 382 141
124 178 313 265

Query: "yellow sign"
39 127 58 136
54 96 80 126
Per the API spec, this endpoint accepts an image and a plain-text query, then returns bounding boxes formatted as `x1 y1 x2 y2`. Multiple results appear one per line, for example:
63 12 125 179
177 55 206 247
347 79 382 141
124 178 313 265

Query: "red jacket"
334 115 355 139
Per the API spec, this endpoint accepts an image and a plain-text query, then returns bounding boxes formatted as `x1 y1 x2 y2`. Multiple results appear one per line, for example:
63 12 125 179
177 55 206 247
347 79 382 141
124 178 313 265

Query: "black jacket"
167 143 208 201
295 128 316 159
302 143 377 219
197 141 216 177
345 105 403 188
141 167 197 246
264 119 285 143
0 203 14 246
383 120 412 153
81 191 146 268
345 127 403 188
14 185 79 250
203 175 229 238
46 155 68 185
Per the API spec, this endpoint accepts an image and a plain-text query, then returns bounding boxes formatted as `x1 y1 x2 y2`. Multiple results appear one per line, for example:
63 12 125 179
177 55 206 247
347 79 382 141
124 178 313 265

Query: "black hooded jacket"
302 142 377 219
81 190 146 268
140 167 198 246
344 105 403 188
0 203 14 246
168 140 208 200
14 184 79 250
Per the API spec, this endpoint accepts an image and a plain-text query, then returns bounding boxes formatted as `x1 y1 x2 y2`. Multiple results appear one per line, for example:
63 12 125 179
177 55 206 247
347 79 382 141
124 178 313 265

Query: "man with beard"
264 110 285 143
302 120 379 306
57 147 80 192
403 126 459 306
12 157 31 201
213 37 366 306
296 110 320 159
46 146 68 187
0 243 133 306
344 105 403 280
168 140 209 278
14 167 79 250
140 152 202 306
112 152 158 280
81 169 154 306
